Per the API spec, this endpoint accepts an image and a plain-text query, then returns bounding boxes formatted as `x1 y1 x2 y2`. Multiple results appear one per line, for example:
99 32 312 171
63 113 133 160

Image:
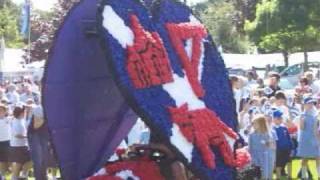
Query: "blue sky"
12 0 207 11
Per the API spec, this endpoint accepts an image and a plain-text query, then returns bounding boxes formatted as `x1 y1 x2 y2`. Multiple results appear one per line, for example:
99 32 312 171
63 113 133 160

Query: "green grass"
4 175 34 180
4 168 59 180
275 159 317 179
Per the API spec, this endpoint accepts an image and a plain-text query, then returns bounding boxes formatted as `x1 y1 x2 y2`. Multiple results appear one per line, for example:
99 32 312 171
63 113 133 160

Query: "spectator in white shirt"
20 84 36 103
0 104 9 177
246 71 258 88
6 84 20 105
272 91 290 122
305 71 320 95
9 105 31 180
0 88 6 101
230 76 242 114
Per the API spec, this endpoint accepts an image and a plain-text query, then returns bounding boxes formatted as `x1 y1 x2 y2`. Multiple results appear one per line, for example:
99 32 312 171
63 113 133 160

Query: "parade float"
43 0 239 179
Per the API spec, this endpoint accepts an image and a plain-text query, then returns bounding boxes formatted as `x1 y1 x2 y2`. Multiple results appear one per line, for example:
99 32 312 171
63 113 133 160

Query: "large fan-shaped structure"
44 0 238 179
42 0 137 179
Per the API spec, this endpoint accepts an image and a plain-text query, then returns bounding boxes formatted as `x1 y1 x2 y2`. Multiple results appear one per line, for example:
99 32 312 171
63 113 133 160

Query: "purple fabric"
42 0 137 179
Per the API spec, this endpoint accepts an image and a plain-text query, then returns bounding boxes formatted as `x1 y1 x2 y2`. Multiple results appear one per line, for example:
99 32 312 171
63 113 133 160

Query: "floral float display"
235 147 262 180
98 0 238 179
235 147 252 170
88 160 165 180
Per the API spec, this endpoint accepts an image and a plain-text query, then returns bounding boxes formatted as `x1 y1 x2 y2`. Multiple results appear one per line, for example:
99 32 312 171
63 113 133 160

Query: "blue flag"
21 0 30 38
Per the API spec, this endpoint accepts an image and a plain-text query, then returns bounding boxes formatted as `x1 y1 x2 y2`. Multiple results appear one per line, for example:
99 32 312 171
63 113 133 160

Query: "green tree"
277 0 320 69
0 0 18 10
0 7 23 48
197 0 252 53
258 31 298 67
246 0 320 68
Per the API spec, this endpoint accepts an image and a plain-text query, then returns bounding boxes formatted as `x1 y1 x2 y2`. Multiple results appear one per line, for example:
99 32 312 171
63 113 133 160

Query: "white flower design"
115 170 140 180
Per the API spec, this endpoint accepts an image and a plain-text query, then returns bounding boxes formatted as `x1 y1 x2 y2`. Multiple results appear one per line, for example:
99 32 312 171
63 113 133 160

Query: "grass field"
3 160 320 179
282 159 318 179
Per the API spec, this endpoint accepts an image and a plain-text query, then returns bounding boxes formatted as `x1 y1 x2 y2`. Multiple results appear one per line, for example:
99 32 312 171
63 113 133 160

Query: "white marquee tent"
222 51 320 69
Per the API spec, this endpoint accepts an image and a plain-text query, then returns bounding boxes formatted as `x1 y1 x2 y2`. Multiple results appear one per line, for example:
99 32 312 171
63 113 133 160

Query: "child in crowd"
287 94 300 150
239 98 260 143
257 78 265 89
286 118 298 179
249 115 276 179
9 105 30 180
0 104 10 178
259 97 269 113
230 76 242 114
273 91 290 121
297 97 320 179
264 108 275 129
272 109 293 179
239 98 260 126
295 77 312 96
288 94 302 122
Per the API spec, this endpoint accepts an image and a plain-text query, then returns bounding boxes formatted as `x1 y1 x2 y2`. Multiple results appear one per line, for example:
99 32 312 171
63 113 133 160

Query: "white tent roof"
25 60 45 69
222 51 320 69
3 48 320 73
2 48 26 73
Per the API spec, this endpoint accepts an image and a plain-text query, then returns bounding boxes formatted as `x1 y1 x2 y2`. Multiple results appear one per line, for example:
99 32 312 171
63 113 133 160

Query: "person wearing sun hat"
272 108 293 179
297 96 320 179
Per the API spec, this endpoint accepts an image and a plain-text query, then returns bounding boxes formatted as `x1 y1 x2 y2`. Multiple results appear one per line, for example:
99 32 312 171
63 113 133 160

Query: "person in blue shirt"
297 97 320 179
272 109 293 179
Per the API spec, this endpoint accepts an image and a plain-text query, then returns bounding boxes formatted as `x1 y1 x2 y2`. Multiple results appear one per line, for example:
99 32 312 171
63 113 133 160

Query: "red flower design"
288 125 298 134
235 148 251 170
88 160 165 180
166 23 207 98
115 148 126 158
168 104 238 169
127 15 173 89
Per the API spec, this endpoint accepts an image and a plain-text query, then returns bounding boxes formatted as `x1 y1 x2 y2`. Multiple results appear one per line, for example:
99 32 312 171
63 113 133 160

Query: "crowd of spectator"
232 70 320 179
3 69 320 180
0 77 58 180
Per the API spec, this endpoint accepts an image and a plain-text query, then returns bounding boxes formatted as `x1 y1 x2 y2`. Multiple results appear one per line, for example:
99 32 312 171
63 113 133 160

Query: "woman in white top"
0 104 10 177
9 105 30 180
